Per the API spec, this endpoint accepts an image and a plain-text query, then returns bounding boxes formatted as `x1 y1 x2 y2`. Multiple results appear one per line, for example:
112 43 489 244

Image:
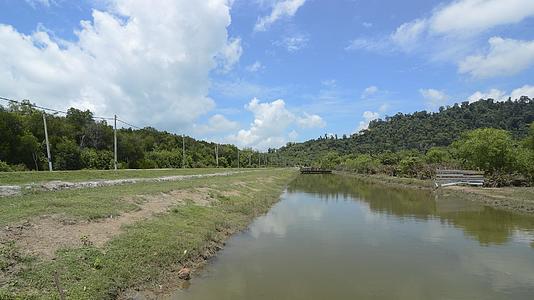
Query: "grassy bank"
0 168 297 299
0 168 255 185
335 171 534 214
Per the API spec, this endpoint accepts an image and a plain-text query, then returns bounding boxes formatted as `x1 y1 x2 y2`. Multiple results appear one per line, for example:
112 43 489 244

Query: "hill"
276 97 534 165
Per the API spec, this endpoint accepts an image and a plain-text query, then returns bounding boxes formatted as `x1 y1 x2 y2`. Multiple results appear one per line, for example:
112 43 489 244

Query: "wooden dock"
300 167 332 174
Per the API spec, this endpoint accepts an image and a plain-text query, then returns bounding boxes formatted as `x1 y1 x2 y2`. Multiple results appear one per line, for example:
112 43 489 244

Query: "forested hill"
276 97 534 164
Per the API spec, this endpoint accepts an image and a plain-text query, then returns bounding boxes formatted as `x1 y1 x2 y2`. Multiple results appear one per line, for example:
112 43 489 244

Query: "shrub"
452 128 516 173
0 160 13 172
343 154 380 174
81 149 114 169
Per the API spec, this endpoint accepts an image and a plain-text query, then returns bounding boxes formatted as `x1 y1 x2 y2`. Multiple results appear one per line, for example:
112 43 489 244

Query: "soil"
0 189 217 260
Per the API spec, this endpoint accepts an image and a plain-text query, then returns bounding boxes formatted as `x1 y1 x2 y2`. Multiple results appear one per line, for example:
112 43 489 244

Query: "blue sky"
1 0 533 149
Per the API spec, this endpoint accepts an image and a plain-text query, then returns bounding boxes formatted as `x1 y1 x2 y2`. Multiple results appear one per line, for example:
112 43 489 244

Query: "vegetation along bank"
0 168 297 299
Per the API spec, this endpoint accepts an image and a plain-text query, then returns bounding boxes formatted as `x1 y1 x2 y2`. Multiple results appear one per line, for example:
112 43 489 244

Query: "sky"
1 0 534 150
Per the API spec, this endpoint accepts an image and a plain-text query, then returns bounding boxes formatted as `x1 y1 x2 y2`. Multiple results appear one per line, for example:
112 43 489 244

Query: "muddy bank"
0 171 248 197
335 171 534 215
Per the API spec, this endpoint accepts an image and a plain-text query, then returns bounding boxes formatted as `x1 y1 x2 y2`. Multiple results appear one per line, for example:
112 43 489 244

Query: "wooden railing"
435 169 485 187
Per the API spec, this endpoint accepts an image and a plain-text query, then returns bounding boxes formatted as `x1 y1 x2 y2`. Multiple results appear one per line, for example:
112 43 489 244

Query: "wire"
0 96 142 127
117 118 143 130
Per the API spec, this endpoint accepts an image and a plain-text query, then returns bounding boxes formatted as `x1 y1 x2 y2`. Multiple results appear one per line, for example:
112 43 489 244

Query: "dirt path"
0 189 217 259
0 171 248 197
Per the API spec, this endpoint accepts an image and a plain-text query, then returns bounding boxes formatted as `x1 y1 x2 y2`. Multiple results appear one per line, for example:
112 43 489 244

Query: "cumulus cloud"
459 37 534 78
192 114 239 136
226 98 325 149
347 0 534 78
420 88 449 109
297 113 326 129
0 0 239 133
429 0 534 35
358 111 380 131
254 0 306 32
468 85 534 103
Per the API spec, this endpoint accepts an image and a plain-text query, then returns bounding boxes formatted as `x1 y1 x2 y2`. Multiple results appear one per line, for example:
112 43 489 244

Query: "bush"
343 154 380 174
54 139 82 170
425 147 451 164
453 128 516 172
398 156 425 178
81 149 114 169
145 150 182 168
0 161 13 172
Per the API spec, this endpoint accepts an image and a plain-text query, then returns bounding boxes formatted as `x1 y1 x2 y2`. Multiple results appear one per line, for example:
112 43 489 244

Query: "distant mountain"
276 98 534 165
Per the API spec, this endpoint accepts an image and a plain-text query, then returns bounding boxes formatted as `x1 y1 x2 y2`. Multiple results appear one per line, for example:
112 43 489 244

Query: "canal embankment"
0 168 297 299
334 171 534 215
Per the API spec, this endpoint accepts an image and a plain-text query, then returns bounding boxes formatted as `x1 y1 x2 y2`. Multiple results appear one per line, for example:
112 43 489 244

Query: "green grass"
0 168 257 185
0 169 297 299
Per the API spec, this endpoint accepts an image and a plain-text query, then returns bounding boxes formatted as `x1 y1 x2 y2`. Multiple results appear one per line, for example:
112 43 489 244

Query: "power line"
0 96 143 127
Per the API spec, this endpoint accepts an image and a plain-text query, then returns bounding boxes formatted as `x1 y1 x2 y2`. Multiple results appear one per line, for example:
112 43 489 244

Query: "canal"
172 174 534 299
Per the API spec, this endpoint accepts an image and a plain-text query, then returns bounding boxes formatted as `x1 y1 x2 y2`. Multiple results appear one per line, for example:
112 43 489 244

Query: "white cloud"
376 0 534 78
246 61 264 72
297 113 326 129
358 111 379 131
0 0 238 133
510 85 534 100
254 0 306 32
362 22 373 28
468 89 507 103
218 37 243 73
459 37 534 78
391 19 427 51
276 34 308 52
468 85 534 103
193 114 239 135
226 97 325 149
430 0 534 35
362 86 379 98
25 0 54 7
420 88 449 108
345 37 389 52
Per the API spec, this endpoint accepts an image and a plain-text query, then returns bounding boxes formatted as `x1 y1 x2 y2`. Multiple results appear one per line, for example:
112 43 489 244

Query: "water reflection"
172 174 534 300
289 175 534 246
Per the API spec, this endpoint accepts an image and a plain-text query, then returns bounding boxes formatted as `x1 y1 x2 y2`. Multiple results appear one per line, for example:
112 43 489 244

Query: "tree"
453 128 516 172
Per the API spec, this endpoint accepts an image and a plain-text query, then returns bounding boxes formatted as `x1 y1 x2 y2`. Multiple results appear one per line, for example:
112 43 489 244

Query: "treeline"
314 125 534 186
0 101 268 171
278 98 534 165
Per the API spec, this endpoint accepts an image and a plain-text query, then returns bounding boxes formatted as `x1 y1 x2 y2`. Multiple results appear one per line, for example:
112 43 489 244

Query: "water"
172 175 534 299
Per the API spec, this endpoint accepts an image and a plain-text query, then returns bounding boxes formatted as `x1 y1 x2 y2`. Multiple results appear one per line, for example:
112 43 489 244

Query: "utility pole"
258 153 261 168
215 144 219 168
237 148 240 169
114 115 118 170
42 113 53 172
182 134 186 168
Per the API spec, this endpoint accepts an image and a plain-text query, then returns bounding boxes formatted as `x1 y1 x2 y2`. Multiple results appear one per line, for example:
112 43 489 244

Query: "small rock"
178 267 191 280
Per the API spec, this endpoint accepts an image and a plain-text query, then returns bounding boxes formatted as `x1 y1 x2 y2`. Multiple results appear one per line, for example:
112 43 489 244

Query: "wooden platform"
435 169 485 187
300 167 332 174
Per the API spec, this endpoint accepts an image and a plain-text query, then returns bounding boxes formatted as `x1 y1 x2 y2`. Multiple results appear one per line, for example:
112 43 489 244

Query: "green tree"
453 128 516 172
